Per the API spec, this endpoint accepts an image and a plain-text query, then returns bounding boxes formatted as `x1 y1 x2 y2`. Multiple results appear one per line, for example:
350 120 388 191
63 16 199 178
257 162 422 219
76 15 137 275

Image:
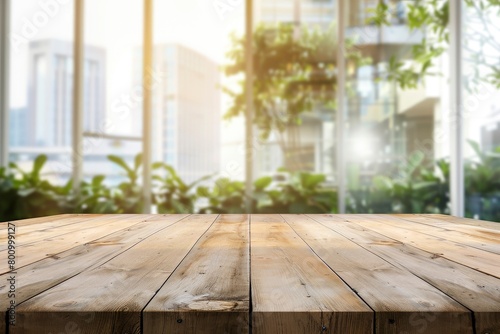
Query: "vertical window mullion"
245 0 254 213
0 0 10 167
72 0 85 193
142 0 154 213
336 0 346 214
449 0 465 217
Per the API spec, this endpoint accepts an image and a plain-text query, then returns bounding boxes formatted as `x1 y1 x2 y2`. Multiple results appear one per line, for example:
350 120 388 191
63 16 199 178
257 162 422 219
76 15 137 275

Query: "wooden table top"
1 214 500 334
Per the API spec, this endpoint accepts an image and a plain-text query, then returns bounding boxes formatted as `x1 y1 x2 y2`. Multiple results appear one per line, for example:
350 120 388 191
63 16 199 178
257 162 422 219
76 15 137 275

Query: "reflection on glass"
82 0 143 186
344 0 449 214
9 1 75 183
463 0 500 221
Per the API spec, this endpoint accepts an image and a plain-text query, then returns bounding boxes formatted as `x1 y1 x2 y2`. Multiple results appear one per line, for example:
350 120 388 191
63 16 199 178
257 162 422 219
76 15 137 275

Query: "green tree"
224 23 369 140
369 0 500 91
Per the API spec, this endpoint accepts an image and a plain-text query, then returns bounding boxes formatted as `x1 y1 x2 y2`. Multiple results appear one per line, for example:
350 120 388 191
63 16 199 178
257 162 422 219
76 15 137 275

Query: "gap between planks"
282 214 472 334
9 214 219 334
308 214 500 334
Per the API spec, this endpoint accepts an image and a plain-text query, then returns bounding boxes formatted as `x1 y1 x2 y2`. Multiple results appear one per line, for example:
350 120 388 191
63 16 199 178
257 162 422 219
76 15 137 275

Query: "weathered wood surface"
284 214 472 333
1 214 500 333
250 214 373 334
144 214 250 334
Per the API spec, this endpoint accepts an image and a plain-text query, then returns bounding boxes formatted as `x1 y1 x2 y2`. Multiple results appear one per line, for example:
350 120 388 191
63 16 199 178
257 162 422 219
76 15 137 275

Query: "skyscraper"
9 107 27 147
27 39 106 147
9 39 107 184
134 44 221 184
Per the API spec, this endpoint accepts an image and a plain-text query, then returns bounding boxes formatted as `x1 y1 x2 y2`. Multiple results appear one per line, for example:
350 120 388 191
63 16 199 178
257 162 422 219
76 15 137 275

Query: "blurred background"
1 0 500 221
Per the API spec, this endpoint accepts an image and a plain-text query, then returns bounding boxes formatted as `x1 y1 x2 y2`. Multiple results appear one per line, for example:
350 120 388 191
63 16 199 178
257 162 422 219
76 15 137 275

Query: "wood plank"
0 214 81 227
249 214 373 334
11 214 218 334
0 214 189 312
0 214 149 273
390 214 500 254
1 214 88 333
283 214 472 333
420 214 500 231
0 214 111 251
310 214 500 333
1 214 169 334
143 214 250 334
339 214 500 279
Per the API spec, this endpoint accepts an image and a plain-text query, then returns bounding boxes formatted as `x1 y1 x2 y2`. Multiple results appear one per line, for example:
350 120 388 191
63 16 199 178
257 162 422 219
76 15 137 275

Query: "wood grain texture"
143 214 250 334
11 214 218 334
314 214 500 333
373 214 500 255
421 214 500 231
3 214 500 333
0 214 188 311
340 214 500 279
0 214 79 226
250 214 373 334
0 214 112 251
284 214 472 333
0 214 147 273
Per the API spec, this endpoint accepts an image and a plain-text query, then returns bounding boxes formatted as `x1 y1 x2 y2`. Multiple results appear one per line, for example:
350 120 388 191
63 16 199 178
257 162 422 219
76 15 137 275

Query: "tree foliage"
369 0 500 91
224 23 369 139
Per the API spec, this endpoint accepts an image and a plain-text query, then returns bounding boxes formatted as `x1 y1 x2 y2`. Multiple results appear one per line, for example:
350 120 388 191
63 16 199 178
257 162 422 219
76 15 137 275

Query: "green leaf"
196 186 210 197
33 155 48 179
134 154 142 171
92 175 106 188
254 176 273 190
301 173 325 189
108 155 133 174
152 162 165 169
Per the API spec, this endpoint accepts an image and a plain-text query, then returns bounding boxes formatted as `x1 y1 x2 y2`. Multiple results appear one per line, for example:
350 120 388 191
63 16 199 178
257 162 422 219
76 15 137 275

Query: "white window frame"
449 0 465 217
0 0 10 167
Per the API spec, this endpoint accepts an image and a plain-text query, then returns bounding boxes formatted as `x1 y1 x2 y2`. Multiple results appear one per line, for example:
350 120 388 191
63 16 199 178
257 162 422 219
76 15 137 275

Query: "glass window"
9 0 75 183
343 0 450 214
83 0 143 184
152 0 239 185
462 0 500 221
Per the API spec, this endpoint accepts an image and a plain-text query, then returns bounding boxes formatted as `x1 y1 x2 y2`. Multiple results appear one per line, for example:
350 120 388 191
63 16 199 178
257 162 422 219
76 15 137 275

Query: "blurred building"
134 44 221 184
256 0 335 28
27 39 106 147
343 0 440 189
8 39 130 184
253 0 440 189
9 107 27 147
481 109 500 152
9 139 141 186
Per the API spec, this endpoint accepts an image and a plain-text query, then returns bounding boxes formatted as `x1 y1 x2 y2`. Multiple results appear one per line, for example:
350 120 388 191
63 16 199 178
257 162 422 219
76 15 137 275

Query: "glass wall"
2 0 500 220
462 0 500 221
251 0 338 213
9 0 74 184
151 0 241 183
83 0 143 186
343 0 450 214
